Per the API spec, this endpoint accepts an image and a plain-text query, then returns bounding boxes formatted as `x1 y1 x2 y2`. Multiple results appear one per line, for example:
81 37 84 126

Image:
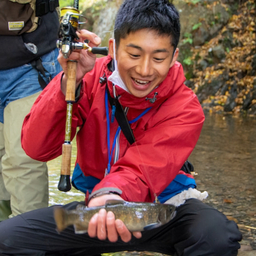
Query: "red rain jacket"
22 55 205 202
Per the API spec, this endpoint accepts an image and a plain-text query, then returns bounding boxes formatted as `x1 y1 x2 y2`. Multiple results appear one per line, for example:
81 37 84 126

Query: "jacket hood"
100 55 187 110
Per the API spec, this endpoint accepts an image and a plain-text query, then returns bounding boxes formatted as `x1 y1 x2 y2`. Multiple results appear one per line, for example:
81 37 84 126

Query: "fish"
54 199 176 234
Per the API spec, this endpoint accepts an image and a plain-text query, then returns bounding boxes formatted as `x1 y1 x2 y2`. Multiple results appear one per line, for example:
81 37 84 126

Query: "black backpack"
0 0 60 88
0 0 59 36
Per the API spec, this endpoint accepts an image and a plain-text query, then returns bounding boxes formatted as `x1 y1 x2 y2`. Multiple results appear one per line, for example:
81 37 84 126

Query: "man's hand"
87 194 142 242
58 29 102 95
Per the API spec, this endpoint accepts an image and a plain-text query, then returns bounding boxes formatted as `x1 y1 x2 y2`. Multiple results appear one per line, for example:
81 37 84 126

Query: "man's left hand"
87 194 142 242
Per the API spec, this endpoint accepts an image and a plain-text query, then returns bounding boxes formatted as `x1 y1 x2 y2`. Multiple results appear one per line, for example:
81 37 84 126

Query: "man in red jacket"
0 0 241 255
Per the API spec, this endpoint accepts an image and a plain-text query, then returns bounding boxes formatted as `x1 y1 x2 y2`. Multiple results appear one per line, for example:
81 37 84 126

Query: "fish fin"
105 199 125 205
74 224 88 234
143 223 161 231
54 206 68 233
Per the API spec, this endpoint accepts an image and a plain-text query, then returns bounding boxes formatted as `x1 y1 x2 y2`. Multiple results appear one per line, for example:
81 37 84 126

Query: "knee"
186 207 242 255
0 218 16 250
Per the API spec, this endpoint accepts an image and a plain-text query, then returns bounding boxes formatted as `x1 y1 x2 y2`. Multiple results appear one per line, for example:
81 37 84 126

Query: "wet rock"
197 79 224 103
224 97 236 112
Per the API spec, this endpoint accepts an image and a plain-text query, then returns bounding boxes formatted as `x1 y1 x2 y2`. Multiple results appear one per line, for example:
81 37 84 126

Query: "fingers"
76 30 101 47
97 209 107 240
106 211 118 242
58 50 81 66
58 29 101 64
115 221 142 242
88 212 99 238
88 209 107 240
132 231 142 239
88 209 142 243
115 219 132 243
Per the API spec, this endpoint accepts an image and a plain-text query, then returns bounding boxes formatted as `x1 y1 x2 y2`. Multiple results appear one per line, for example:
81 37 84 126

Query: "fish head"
158 204 176 224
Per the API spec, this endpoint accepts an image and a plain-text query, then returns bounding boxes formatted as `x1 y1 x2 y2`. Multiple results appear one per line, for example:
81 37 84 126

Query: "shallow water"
48 146 85 206
189 113 256 247
189 114 256 222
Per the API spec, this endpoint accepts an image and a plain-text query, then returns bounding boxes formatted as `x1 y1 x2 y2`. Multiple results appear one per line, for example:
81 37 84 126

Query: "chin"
131 91 148 98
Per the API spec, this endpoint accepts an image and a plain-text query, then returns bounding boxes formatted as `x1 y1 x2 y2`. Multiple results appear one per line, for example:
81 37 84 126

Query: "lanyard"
104 89 151 175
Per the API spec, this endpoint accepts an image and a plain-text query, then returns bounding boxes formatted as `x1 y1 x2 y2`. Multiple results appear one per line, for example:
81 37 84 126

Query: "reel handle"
58 143 72 192
91 47 109 56
58 60 77 192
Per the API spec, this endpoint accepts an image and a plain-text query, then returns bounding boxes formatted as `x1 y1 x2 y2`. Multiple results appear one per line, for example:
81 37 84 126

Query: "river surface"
188 113 256 251
189 114 256 225
47 113 256 254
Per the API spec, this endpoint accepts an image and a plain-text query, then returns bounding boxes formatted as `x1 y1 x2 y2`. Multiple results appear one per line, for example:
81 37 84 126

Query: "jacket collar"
101 56 185 110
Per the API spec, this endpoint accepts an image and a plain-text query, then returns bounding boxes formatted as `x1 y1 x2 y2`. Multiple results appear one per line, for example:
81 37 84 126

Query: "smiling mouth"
133 78 151 85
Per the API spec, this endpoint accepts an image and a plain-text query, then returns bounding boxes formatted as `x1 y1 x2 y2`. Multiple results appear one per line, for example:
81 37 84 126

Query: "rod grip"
65 61 77 102
58 143 72 192
91 47 108 56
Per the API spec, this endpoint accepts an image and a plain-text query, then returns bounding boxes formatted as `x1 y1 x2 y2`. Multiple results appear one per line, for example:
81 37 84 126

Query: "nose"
136 56 153 77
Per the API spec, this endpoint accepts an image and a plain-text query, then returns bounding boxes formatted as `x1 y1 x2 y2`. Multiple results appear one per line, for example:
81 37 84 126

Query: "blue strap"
105 89 151 174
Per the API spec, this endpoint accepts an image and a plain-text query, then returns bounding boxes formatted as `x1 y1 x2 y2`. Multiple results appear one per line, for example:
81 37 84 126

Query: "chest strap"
106 85 135 145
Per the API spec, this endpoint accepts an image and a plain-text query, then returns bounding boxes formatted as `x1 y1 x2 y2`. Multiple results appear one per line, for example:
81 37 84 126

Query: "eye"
129 53 140 58
154 57 165 62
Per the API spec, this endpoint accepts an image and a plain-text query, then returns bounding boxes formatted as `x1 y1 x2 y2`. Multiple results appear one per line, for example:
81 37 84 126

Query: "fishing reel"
57 7 108 58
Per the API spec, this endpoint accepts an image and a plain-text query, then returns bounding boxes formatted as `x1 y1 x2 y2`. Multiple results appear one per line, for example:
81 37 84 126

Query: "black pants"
0 199 242 256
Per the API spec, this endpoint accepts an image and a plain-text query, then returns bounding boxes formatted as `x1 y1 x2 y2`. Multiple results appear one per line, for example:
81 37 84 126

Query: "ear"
108 38 115 59
169 48 179 68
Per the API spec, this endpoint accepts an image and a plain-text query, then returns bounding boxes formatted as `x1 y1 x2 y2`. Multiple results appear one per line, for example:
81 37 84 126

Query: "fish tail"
54 206 69 233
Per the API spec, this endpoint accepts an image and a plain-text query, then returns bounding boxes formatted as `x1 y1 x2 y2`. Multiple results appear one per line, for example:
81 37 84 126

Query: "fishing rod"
57 0 108 192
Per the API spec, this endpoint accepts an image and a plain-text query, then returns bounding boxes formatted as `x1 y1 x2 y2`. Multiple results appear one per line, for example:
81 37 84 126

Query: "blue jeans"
0 48 62 123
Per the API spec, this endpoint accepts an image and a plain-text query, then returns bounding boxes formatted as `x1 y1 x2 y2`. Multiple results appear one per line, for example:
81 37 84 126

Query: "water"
48 148 85 206
189 113 256 228
189 113 256 251
47 113 256 254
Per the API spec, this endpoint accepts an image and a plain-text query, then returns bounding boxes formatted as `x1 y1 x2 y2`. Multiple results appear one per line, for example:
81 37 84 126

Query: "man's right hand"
58 29 102 95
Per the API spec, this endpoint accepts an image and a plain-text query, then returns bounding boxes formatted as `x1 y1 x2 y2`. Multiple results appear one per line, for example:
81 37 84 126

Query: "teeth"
135 79 148 84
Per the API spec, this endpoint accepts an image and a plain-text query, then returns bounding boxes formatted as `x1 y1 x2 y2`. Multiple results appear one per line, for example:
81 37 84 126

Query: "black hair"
114 0 180 49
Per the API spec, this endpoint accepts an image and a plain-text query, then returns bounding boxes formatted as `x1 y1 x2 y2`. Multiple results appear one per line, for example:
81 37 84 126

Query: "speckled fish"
54 199 176 234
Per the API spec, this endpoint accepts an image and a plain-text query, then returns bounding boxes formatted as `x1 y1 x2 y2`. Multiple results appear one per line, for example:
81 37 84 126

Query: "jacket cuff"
89 187 122 201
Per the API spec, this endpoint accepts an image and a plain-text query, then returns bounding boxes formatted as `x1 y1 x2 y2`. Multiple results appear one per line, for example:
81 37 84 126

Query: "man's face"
110 29 178 98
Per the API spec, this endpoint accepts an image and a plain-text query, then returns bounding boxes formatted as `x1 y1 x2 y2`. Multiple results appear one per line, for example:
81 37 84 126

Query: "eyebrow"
126 43 169 53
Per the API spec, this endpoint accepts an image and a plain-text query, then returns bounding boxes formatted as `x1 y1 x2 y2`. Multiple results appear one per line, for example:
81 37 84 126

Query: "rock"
250 240 256 250
224 97 236 112
193 23 210 46
198 59 209 70
239 244 253 251
212 45 226 61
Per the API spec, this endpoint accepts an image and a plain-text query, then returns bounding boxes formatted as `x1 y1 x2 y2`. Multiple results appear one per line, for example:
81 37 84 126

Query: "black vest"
0 6 59 70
